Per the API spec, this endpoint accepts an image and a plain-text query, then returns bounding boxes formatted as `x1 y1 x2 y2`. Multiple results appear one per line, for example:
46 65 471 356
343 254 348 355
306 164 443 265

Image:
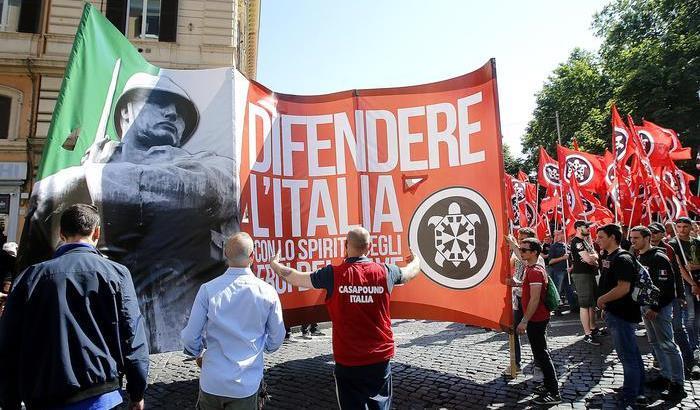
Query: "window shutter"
106 0 127 34
159 0 179 43
17 0 42 34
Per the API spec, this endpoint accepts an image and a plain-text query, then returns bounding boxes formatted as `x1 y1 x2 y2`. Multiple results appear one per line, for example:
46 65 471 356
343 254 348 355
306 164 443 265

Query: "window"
0 0 21 32
0 86 22 140
0 96 10 139
0 0 41 33
128 0 160 40
107 0 178 43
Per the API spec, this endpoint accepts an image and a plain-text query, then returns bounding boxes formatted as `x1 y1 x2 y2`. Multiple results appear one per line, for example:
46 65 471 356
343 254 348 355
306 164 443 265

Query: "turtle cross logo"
428 202 480 269
543 163 560 186
564 154 593 185
409 187 497 289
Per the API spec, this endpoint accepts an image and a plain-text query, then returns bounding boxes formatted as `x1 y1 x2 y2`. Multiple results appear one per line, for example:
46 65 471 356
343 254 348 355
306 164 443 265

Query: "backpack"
615 250 661 307
544 273 561 311
531 265 560 311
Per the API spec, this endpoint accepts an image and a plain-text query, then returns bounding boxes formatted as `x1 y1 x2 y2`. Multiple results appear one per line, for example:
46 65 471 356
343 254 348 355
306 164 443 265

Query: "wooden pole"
508 332 517 378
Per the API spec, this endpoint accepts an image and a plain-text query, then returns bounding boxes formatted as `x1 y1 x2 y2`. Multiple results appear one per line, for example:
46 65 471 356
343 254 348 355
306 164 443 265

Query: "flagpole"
535 182 540 226
627 195 638 239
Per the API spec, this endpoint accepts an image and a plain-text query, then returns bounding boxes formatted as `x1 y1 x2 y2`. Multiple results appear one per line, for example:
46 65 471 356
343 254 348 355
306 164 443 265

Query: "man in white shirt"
181 232 286 409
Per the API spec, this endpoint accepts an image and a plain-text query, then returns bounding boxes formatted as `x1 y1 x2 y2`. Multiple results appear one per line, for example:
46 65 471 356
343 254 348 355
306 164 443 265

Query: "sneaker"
635 328 647 337
532 393 562 405
691 364 700 380
534 383 548 395
635 395 649 407
300 332 312 340
660 383 687 400
583 334 601 346
592 327 609 337
645 376 669 390
310 330 325 336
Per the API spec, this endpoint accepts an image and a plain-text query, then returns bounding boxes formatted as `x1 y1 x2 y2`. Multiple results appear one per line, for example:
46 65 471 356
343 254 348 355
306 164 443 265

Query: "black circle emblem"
512 180 526 203
564 154 594 186
543 163 560 186
638 130 654 157
614 127 628 161
606 163 616 186
409 187 497 289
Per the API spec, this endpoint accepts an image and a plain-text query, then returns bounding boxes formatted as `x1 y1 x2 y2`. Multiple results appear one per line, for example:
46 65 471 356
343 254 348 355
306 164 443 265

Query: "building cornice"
243 0 260 79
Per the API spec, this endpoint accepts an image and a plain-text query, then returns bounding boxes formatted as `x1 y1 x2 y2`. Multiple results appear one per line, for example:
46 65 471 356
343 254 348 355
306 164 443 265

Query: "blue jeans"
643 305 685 384
605 312 645 404
684 284 700 351
549 268 576 307
672 298 694 367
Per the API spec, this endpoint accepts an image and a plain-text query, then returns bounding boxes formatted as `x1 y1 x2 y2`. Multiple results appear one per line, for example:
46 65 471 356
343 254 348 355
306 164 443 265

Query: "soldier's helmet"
113 72 199 146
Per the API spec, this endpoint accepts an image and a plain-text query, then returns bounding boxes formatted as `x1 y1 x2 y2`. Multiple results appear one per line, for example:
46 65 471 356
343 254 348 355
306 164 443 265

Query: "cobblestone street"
133 314 700 409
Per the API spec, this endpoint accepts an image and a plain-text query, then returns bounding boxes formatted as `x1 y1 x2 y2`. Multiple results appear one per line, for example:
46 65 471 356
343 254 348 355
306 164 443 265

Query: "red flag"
506 174 530 228
642 119 690 159
540 186 560 215
563 177 585 236
557 144 606 191
517 170 529 182
538 147 561 189
612 105 634 166
630 116 674 167
535 213 550 241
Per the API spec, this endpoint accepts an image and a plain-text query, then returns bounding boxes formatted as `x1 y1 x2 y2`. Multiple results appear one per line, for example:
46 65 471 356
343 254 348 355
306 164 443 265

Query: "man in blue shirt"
547 230 576 311
181 232 286 409
0 204 149 410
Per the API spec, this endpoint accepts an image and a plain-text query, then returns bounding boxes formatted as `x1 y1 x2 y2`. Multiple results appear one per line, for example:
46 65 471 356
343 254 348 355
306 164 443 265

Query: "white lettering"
397 106 428 171
457 92 485 165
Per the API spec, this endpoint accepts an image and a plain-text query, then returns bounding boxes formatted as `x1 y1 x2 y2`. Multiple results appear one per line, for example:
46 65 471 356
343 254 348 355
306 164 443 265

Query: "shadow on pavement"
263 354 544 410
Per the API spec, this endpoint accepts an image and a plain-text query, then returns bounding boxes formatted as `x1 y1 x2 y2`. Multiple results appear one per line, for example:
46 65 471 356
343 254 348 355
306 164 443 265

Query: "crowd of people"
505 217 700 408
3 203 700 409
0 204 421 410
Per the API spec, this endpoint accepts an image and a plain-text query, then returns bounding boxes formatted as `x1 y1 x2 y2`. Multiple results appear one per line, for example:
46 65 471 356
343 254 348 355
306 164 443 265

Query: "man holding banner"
270 227 421 409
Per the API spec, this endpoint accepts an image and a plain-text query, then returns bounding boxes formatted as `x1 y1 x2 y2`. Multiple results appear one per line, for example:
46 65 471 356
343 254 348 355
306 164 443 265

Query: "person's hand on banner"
269 251 314 289
398 250 422 284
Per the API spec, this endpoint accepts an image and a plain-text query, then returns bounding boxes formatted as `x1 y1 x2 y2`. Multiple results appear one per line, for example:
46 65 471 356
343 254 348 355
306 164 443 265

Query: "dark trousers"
334 360 391 410
526 319 559 395
513 297 523 367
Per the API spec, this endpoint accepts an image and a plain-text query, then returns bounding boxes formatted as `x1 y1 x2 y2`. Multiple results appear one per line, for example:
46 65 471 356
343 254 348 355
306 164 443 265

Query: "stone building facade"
0 0 260 242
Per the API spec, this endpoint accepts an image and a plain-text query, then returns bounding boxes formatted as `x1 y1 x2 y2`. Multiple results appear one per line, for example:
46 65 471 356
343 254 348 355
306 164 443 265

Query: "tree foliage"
520 0 700 173
502 143 524 176
521 49 611 171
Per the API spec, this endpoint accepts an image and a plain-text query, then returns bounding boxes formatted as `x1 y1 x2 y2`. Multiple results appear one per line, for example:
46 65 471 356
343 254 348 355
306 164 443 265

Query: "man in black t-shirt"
630 226 686 399
649 221 698 378
596 224 645 407
570 220 600 344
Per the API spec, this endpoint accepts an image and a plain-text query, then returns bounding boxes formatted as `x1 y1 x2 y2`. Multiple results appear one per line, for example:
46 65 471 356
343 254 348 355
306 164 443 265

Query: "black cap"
676 217 693 225
574 220 593 229
648 222 665 233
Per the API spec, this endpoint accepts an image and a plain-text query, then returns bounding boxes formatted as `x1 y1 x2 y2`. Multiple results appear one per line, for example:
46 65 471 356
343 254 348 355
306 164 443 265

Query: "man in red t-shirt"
517 238 561 405
270 227 421 409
